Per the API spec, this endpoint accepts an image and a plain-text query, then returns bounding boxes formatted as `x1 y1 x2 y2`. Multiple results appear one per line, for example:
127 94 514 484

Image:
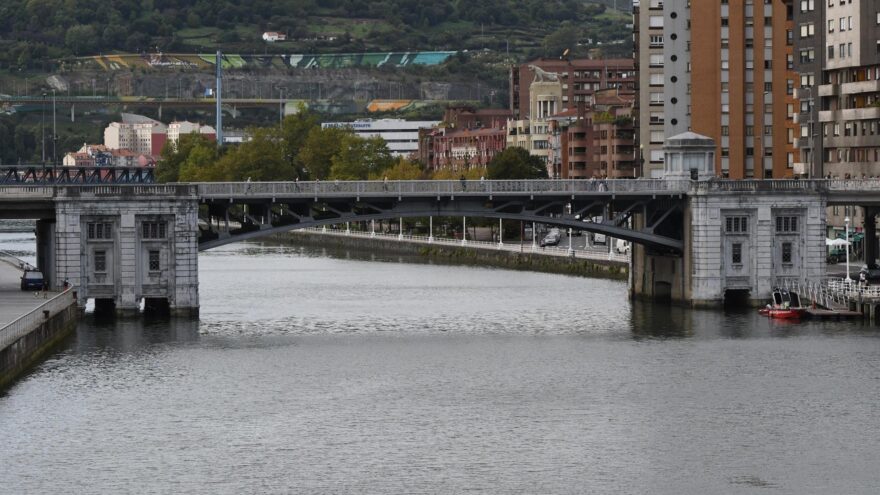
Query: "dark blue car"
20 270 44 291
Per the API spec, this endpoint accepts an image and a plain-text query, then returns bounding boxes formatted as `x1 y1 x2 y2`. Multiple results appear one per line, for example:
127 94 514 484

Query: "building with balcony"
427 128 507 171
644 0 798 178
509 58 636 121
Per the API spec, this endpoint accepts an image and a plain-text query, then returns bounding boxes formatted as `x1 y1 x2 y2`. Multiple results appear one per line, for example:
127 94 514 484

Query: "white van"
615 239 630 254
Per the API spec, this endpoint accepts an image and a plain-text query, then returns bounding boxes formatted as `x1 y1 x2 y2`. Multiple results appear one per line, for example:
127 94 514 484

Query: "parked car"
20 269 44 291
540 231 561 247
615 239 631 255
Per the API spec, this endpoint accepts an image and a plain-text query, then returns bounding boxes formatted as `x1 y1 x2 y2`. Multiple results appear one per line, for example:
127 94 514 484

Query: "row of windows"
92 250 160 273
730 242 794 264
725 216 799 233
88 221 168 240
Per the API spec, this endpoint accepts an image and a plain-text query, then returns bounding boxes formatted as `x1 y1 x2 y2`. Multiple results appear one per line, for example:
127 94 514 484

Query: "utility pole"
52 89 57 173
216 50 223 146
41 93 46 164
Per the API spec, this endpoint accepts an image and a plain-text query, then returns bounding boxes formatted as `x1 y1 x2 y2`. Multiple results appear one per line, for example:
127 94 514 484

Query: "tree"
381 157 424 180
156 134 216 183
297 126 351 180
64 25 98 56
215 127 290 181
178 140 219 182
329 134 394 180
486 147 547 179
280 108 319 177
542 24 579 58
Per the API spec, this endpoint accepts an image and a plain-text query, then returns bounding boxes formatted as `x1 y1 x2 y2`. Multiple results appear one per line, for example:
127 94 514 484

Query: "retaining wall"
279 231 629 281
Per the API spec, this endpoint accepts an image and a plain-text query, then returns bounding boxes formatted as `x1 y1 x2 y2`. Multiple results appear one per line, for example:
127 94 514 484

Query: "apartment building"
644 0 798 178
792 0 826 177
634 0 668 177
509 58 636 120
817 0 880 178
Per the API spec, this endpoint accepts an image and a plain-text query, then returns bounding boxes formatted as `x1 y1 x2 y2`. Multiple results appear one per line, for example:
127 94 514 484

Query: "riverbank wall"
276 230 629 281
0 301 78 390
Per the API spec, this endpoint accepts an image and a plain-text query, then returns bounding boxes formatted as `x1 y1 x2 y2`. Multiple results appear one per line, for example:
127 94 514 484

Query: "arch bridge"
2 178 873 314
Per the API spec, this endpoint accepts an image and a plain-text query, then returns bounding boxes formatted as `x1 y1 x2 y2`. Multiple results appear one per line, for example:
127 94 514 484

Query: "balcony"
824 135 880 149
817 84 838 97
818 106 880 123
839 80 880 96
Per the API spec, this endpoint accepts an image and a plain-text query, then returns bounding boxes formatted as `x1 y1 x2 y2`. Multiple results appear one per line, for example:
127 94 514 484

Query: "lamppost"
41 92 46 164
845 215 852 283
803 86 816 178
52 89 57 177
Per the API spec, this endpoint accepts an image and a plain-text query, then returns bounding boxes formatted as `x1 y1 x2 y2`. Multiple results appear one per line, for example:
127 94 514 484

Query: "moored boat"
759 288 808 320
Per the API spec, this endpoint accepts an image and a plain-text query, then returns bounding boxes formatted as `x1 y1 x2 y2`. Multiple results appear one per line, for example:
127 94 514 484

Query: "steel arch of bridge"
196 180 686 252
0 165 156 185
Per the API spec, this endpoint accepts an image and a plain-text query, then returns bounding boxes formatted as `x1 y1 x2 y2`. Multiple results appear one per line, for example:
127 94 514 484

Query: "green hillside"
0 0 631 70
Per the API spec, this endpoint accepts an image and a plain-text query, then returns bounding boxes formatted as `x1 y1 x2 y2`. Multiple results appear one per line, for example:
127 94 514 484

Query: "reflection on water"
1 239 879 494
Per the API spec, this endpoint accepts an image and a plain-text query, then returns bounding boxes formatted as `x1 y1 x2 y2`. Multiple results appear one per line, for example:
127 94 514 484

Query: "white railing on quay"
0 286 77 351
295 226 630 264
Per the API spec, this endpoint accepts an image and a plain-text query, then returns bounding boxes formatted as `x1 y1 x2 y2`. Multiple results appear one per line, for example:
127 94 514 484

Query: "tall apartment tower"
792 0 825 178
641 0 798 178
815 0 880 178
634 0 669 178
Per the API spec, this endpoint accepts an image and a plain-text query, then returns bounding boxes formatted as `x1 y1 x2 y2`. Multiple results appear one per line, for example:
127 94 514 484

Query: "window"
87 222 113 240
94 250 106 273
732 243 743 264
726 216 749 233
149 250 161 272
649 73 665 86
776 216 799 233
782 242 793 263
649 15 664 28
142 222 167 239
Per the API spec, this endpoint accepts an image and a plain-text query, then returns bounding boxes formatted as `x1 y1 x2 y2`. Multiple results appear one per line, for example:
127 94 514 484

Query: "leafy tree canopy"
486 146 547 180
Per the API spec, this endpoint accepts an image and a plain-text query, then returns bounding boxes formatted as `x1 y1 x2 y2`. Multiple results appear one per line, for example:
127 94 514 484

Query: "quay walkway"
0 254 56 330
0 252 77 389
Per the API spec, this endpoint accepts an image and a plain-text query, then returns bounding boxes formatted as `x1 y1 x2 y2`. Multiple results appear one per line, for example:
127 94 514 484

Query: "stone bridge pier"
630 133 828 307
53 186 200 316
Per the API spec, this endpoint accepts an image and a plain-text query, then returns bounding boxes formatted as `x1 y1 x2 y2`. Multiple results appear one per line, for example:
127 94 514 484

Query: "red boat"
759 288 808 320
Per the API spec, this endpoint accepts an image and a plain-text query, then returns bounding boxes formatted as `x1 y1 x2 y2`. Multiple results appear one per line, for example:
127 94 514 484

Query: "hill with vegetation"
0 0 631 70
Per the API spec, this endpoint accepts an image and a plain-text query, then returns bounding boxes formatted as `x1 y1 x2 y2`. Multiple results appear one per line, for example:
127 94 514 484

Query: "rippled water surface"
1 238 879 494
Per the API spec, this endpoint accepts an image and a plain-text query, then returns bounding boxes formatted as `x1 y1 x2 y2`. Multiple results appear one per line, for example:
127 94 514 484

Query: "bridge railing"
196 179 693 199
53 184 197 197
0 186 55 198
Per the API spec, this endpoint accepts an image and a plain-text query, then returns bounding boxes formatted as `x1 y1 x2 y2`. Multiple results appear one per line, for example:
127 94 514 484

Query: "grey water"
1 234 879 494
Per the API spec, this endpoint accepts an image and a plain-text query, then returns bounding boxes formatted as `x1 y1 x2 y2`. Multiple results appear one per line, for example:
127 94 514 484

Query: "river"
1 233 879 494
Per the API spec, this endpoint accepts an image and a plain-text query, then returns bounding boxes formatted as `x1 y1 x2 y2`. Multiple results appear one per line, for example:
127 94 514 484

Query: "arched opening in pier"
723 289 751 308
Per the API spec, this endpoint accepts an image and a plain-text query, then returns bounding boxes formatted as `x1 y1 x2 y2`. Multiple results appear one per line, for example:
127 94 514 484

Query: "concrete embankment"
275 231 629 281
0 256 78 390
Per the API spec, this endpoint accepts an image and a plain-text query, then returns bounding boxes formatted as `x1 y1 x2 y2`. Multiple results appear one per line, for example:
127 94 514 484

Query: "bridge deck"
0 260 58 329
